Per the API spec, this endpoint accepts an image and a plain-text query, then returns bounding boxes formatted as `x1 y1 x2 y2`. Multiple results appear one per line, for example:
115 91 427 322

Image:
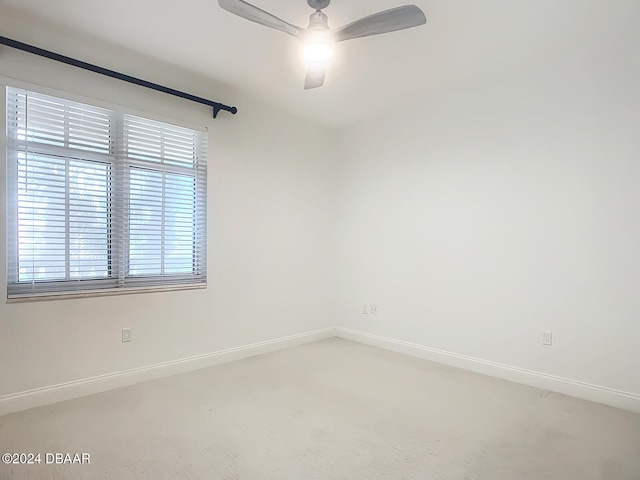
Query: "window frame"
3 81 208 301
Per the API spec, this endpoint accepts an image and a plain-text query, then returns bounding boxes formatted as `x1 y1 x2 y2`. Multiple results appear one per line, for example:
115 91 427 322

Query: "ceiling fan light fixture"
302 42 334 63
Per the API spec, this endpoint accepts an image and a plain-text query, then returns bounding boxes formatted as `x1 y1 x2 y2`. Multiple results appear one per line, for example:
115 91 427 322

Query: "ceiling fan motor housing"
308 10 329 29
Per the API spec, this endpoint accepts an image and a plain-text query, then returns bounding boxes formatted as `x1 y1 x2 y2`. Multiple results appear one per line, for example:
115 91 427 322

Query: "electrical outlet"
122 328 132 343
362 304 368 314
369 304 378 315
542 331 552 346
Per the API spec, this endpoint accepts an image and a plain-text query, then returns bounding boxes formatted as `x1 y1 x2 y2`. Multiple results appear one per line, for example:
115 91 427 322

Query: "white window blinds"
6 87 207 299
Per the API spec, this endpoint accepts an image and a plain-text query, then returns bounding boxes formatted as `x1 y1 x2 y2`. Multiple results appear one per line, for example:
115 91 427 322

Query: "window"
5 88 207 298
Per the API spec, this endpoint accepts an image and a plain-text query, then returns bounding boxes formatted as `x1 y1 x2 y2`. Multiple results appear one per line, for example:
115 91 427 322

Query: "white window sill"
6 284 207 303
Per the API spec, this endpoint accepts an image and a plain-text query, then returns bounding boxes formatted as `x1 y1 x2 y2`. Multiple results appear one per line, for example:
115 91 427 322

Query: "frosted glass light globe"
302 43 334 62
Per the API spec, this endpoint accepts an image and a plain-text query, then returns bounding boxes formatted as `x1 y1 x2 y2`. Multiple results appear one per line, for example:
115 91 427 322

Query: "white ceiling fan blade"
304 66 326 90
218 0 303 37
335 5 426 42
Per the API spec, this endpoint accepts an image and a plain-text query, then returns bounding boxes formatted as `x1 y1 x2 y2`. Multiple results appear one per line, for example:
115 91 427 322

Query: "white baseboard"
336 327 640 414
0 327 336 417
4 326 638 417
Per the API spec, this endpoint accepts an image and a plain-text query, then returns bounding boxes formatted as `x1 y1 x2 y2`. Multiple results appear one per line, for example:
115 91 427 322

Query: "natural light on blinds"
5 87 208 299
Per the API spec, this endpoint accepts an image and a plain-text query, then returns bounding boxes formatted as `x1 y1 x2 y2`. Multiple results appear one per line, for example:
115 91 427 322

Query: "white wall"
337 40 640 395
0 23 339 397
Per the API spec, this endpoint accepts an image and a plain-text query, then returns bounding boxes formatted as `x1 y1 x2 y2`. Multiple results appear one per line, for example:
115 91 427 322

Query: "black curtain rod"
0 35 238 118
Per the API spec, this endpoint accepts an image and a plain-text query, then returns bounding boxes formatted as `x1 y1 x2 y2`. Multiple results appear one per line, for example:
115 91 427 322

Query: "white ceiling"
0 0 636 127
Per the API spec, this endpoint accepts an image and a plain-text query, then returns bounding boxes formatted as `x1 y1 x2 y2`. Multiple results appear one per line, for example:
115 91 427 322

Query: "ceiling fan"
218 0 427 89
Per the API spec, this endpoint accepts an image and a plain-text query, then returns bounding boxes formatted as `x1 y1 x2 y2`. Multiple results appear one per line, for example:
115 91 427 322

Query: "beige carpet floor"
1 338 639 479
